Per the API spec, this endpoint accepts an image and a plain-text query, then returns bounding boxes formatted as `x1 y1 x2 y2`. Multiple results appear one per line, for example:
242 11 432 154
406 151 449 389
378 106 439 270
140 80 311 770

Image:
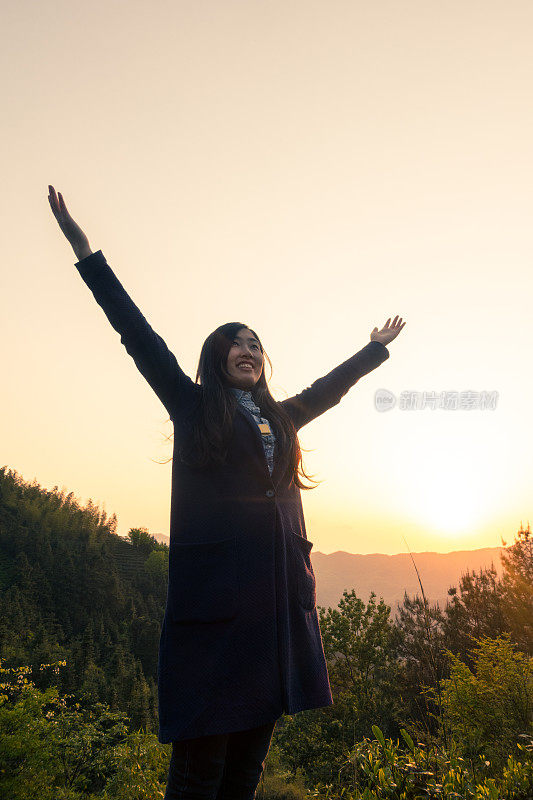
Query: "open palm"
371 316 406 346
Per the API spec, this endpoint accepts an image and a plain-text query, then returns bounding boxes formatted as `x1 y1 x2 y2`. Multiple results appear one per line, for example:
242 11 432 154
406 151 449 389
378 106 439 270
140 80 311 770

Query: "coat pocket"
289 532 317 610
167 536 239 623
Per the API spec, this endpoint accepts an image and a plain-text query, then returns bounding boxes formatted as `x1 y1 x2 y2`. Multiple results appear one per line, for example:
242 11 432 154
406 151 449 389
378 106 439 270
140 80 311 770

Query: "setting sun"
395 417 513 541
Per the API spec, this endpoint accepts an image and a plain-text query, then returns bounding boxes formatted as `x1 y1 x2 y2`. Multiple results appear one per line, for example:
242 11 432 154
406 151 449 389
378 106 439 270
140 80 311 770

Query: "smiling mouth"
237 363 254 370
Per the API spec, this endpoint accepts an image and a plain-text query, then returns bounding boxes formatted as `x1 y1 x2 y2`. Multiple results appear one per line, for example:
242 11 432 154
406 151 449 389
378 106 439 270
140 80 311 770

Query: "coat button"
265 489 275 498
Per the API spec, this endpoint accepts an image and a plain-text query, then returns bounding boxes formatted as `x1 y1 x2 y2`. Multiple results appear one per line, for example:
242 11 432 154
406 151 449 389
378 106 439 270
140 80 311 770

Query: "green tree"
396 593 447 735
501 523 533 655
275 591 402 789
126 527 160 557
443 566 505 664
320 591 402 739
440 635 533 768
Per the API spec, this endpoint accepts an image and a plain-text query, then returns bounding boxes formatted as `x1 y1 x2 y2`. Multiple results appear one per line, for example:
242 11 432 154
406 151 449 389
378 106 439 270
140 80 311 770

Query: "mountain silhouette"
311 547 503 611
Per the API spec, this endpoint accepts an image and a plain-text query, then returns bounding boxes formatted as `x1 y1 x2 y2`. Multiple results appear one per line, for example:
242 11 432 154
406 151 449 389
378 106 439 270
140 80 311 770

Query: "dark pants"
163 720 277 800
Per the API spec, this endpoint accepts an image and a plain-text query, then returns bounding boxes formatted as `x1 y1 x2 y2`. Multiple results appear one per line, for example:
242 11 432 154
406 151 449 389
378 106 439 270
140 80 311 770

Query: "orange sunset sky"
3 1 533 554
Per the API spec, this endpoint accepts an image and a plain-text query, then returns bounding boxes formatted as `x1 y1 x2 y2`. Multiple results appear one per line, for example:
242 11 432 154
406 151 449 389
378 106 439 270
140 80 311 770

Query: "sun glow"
410 468 483 537
394 425 505 541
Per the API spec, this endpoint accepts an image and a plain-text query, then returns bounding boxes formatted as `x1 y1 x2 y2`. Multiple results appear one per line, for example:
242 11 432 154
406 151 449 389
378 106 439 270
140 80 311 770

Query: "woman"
48 185 405 799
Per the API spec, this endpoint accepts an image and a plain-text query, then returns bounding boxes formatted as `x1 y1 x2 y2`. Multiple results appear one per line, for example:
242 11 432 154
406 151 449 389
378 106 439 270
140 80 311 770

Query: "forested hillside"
0 465 169 733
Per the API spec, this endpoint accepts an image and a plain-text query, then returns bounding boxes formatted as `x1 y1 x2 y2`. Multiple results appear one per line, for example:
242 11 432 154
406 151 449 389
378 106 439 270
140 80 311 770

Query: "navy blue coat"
74 250 390 743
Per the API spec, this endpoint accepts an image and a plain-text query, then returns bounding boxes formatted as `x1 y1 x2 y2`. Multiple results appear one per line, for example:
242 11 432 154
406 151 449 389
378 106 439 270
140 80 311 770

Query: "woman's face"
225 327 264 390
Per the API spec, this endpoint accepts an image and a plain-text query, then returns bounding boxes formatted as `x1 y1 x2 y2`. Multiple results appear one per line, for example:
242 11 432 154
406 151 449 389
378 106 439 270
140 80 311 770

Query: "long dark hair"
164 322 319 490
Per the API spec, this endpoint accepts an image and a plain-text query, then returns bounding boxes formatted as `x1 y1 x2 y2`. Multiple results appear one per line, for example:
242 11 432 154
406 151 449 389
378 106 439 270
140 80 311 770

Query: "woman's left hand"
370 316 406 346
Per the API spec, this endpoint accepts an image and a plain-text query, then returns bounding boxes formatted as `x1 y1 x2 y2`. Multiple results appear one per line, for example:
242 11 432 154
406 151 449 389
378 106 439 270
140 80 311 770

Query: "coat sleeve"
279 340 390 430
74 250 200 420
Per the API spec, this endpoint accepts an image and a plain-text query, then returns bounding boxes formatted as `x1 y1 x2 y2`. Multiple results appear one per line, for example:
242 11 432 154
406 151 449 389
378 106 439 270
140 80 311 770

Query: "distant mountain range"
151 532 504 613
311 547 503 611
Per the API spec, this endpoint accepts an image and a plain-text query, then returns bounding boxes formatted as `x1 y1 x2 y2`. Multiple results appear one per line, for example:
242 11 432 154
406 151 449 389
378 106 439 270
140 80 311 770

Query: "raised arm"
48 186 200 420
280 316 405 430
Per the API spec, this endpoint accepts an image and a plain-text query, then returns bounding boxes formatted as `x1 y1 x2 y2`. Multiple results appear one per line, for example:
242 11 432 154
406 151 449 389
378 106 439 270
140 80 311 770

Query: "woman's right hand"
48 185 92 260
